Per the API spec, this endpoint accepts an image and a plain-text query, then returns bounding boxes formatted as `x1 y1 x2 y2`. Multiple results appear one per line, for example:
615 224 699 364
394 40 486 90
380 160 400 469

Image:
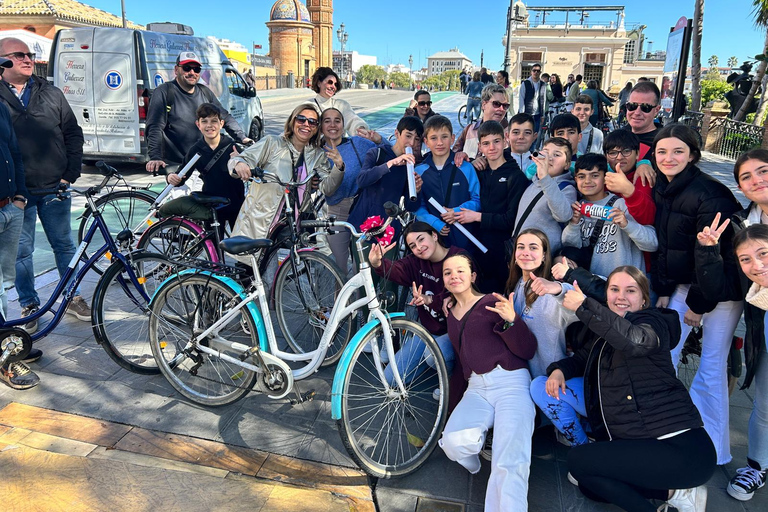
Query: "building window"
585 53 606 64
624 40 636 64
521 52 543 62
583 64 604 88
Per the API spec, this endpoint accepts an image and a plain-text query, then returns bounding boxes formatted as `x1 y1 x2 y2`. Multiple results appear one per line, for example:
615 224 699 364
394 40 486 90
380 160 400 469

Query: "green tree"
701 78 733 105
728 56 739 68
423 75 447 91
440 70 461 91
735 1 768 122
357 65 387 85
389 71 411 89
707 55 719 68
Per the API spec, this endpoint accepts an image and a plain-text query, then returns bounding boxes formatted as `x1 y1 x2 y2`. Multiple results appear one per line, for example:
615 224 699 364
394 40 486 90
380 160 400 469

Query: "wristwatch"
12 195 27 205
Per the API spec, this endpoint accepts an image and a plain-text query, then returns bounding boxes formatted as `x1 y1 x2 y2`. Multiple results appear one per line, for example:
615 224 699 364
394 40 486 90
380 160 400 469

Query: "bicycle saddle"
190 192 231 207
219 236 273 255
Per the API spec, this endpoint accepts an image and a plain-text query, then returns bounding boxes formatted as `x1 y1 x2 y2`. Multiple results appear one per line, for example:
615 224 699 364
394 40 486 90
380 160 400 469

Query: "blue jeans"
0 203 23 319
530 375 589 445
15 191 80 308
466 98 481 121
385 332 454 386
749 348 768 468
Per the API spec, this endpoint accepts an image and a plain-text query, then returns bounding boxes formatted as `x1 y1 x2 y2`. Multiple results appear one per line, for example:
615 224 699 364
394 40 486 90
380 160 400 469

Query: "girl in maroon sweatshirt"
438 253 536 512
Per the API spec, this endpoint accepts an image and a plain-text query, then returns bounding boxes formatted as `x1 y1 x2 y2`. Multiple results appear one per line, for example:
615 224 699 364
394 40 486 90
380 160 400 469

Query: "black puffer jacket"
652 164 741 313
696 203 766 389
0 75 83 190
547 299 702 441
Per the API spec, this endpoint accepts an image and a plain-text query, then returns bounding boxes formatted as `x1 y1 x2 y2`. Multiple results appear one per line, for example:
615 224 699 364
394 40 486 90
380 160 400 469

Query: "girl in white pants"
438 253 536 512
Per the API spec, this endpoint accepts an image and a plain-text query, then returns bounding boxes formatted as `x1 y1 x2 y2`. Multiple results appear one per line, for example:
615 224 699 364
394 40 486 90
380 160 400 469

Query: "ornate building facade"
267 0 332 79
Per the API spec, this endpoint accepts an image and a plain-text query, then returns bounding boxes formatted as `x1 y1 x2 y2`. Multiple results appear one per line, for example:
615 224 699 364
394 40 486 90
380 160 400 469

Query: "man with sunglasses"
145 51 250 173
404 90 439 124
519 64 547 135
623 81 662 162
0 37 90 333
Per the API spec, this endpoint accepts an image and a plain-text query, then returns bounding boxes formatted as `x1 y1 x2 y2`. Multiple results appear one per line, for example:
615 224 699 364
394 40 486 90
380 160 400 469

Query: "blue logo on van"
105 71 123 90
154 74 164 87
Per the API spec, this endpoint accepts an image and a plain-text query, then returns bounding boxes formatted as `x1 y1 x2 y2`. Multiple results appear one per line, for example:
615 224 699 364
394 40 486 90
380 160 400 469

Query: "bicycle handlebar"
250 167 317 188
29 183 69 196
302 215 395 241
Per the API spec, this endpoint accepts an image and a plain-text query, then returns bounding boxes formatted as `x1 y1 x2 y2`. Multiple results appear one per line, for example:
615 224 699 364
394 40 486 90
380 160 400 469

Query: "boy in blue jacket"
348 116 423 238
416 115 481 251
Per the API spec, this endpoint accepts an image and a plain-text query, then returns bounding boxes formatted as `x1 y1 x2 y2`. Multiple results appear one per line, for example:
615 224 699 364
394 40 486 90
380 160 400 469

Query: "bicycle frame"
2 196 147 341
177 222 408 392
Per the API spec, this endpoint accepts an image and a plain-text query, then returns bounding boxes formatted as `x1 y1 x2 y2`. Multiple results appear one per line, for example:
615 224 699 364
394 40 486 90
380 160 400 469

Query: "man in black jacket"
0 37 87 337
145 51 250 173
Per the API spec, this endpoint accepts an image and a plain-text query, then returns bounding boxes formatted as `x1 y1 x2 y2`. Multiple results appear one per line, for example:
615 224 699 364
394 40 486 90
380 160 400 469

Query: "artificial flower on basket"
359 216 395 246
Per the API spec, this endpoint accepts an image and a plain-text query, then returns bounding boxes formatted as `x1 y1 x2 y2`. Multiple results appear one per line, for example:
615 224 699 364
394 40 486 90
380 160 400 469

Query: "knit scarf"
746 282 768 311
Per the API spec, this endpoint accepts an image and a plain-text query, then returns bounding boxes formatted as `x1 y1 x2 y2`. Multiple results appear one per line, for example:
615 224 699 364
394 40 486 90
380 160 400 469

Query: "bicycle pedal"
290 389 316 405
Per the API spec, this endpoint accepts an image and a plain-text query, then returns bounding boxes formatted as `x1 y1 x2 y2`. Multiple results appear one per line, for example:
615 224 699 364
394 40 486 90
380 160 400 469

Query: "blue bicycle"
1 163 175 375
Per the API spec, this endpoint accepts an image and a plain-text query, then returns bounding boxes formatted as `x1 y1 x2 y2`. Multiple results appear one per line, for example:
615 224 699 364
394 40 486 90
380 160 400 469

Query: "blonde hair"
283 103 322 147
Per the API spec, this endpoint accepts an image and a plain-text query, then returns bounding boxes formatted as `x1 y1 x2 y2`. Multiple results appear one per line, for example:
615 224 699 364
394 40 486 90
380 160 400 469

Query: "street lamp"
336 23 348 85
408 54 413 85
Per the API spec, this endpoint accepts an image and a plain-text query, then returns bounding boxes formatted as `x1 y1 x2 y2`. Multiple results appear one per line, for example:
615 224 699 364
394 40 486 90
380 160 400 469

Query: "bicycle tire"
337 318 448 478
274 250 351 366
92 251 178 374
457 105 468 128
149 273 260 406
677 328 702 390
136 217 219 263
78 190 157 274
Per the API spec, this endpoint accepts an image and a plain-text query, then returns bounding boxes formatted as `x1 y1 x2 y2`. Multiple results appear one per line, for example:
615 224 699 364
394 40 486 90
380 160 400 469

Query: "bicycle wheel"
678 328 702 390
149 274 260 406
274 250 351 366
137 217 218 262
457 105 467 128
337 318 448 478
78 190 156 274
92 251 179 375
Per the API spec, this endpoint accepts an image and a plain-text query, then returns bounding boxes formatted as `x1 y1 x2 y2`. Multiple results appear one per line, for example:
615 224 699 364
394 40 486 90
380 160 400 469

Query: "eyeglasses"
491 100 510 110
3 52 35 61
324 80 338 86
417 100 432 107
181 64 201 73
606 148 637 158
626 102 657 113
295 114 319 127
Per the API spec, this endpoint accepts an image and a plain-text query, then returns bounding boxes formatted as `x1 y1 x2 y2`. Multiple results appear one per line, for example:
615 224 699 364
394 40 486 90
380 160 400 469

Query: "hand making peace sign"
696 212 731 247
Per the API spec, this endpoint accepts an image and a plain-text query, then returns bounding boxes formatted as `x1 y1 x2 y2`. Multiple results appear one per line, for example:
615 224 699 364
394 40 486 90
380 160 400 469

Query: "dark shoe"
67 296 91 321
23 348 43 364
0 361 40 390
480 428 493 461
728 463 767 501
20 305 39 334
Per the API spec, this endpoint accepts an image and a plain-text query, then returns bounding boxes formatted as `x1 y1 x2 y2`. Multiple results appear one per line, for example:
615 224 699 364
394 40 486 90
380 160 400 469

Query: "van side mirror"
247 86 256 98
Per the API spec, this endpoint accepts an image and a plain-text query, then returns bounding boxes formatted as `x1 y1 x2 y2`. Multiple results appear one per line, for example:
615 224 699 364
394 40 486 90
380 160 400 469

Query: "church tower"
306 0 333 68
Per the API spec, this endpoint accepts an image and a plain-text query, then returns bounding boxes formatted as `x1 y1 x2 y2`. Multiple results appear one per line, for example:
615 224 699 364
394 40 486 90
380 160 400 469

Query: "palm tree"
735 1 768 122
691 0 704 111
728 56 740 69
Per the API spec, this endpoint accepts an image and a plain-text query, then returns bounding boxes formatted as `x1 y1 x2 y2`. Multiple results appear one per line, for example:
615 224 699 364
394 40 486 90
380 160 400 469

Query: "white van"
48 27 264 163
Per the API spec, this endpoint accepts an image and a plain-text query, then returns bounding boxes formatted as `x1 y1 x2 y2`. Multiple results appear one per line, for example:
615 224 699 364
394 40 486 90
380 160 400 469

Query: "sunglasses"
491 100 510 110
626 102 657 113
181 64 201 73
531 69 541 73
3 52 35 61
606 148 637 158
417 100 432 107
295 114 319 127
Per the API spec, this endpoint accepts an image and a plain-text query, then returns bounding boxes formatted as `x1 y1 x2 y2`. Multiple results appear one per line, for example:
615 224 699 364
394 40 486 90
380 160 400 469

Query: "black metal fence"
253 74 310 91
709 116 764 160
680 110 704 133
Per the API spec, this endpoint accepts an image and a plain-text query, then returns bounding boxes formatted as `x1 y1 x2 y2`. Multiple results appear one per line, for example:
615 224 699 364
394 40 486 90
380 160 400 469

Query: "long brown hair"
606 266 651 309
504 229 553 307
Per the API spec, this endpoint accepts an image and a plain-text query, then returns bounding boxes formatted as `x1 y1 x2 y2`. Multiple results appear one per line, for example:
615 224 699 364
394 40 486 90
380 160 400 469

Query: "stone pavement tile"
731 387 757 410
88 445 230 477
296 418 356 468
707 485 748 512
0 444 352 512
379 449 471 503
528 458 565 511
113 426 268 475
0 402 131 446
31 335 122 382
730 404 753 448
257 452 371 500
376 486 419 512
218 406 313 458
0 428 98 457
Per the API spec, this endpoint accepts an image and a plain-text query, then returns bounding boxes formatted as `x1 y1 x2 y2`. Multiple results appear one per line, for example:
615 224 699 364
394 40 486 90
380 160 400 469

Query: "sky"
88 0 766 71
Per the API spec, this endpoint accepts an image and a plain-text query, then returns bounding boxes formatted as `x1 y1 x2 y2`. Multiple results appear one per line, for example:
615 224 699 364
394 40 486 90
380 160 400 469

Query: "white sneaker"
665 485 708 512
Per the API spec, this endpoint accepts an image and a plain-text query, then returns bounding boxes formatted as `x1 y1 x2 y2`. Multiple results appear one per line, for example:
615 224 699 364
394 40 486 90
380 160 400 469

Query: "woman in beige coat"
228 103 345 244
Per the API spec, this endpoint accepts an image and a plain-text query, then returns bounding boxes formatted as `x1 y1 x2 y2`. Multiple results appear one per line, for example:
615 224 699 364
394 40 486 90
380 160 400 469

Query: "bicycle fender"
330 312 405 420
151 269 269 353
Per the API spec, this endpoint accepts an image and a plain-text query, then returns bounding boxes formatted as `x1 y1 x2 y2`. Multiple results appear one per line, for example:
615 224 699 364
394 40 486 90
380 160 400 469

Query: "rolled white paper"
428 196 488 253
152 153 202 206
405 147 417 201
